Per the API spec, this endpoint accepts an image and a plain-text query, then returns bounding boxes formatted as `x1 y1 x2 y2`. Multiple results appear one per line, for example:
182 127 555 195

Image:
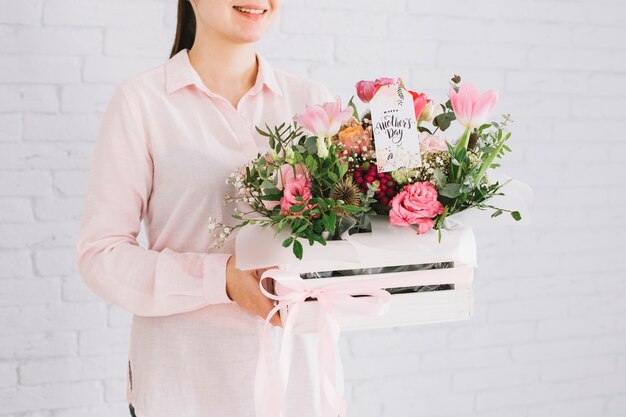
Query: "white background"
1 0 626 416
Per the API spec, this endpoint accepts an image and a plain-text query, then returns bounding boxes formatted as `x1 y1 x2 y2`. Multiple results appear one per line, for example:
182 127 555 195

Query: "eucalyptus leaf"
439 183 462 198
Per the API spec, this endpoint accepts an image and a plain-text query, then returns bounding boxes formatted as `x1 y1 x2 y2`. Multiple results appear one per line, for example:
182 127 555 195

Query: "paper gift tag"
369 83 422 173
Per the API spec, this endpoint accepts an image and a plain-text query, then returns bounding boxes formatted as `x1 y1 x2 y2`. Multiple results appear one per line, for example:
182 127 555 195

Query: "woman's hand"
225 255 282 327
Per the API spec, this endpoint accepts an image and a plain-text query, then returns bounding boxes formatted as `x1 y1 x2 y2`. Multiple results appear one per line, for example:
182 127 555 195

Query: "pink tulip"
355 80 377 104
293 96 353 138
355 77 402 103
293 96 353 158
408 90 430 122
449 84 499 129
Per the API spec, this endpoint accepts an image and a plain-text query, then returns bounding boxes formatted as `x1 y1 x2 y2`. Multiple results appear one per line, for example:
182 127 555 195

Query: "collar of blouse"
165 48 284 99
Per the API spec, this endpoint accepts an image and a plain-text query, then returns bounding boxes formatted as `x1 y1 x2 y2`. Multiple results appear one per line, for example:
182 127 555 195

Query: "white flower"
419 101 442 123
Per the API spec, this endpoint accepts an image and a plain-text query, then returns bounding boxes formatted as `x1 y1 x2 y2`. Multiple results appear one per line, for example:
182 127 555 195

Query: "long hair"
170 0 196 58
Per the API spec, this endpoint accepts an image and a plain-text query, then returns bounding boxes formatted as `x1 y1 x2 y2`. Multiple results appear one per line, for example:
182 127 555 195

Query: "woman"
75 0 334 416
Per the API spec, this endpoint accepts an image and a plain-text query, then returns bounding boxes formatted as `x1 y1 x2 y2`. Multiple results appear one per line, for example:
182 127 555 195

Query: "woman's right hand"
225 255 282 327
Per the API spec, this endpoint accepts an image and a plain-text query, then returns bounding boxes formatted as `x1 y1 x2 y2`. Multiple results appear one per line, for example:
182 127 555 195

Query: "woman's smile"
233 4 268 20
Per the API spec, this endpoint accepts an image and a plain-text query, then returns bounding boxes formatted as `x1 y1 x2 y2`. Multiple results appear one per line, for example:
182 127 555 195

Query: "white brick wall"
1 0 625 416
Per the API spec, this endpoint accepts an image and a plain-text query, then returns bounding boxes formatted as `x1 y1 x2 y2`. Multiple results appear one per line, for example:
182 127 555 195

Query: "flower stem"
454 127 471 153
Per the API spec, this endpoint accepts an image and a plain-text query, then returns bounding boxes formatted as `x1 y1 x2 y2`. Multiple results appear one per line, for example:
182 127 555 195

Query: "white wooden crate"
236 215 477 334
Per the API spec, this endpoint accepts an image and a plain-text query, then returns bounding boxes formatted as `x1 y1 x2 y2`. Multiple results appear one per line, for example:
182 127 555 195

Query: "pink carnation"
276 163 308 190
389 181 444 234
279 176 313 215
263 163 309 211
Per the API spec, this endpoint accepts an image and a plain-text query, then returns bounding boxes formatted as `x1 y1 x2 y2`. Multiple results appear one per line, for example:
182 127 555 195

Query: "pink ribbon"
254 269 393 417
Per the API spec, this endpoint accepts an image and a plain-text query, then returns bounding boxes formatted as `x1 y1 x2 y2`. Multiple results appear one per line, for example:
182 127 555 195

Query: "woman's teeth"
234 6 266 14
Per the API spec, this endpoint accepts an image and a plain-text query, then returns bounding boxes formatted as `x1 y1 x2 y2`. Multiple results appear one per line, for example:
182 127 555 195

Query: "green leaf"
293 239 303 259
327 211 336 235
511 211 522 221
439 183 462 198
303 136 318 153
338 205 362 213
289 204 305 212
491 209 503 218
305 154 318 172
347 95 359 119
293 222 309 234
275 220 287 235
433 111 456 131
255 126 270 137
261 179 277 188
261 194 281 201
338 161 348 178
282 237 293 247
433 168 447 188
311 233 327 246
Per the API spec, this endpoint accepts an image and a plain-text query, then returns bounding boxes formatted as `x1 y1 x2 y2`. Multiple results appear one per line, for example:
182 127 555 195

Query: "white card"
369 83 422 173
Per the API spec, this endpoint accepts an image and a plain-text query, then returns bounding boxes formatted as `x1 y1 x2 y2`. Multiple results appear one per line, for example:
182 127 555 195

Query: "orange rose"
337 125 371 155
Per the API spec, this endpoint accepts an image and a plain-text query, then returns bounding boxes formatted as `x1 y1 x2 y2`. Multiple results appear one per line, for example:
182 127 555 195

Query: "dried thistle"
329 176 361 215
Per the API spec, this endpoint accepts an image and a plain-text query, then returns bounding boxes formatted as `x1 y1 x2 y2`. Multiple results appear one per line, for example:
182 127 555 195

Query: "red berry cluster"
352 162 399 207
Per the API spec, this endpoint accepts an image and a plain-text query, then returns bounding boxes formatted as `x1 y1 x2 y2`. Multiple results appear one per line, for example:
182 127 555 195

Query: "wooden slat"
285 288 473 334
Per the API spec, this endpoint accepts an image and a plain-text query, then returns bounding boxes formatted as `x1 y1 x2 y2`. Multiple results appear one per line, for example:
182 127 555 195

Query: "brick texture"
0 0 625 416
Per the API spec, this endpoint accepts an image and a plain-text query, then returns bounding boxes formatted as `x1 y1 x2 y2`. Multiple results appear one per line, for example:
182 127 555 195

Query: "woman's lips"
233 5 267 19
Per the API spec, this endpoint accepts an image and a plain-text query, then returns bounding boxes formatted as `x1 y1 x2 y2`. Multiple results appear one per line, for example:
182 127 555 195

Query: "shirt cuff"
203 253 234 305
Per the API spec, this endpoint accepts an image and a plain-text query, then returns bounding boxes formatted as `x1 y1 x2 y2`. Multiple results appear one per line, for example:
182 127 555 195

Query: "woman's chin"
231 29 265 44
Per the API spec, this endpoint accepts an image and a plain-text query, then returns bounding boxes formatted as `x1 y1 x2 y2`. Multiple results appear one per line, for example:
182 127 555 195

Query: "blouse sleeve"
76 82 233 317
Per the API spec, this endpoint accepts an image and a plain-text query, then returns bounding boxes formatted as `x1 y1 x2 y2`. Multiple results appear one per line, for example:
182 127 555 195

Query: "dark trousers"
129 403 137 417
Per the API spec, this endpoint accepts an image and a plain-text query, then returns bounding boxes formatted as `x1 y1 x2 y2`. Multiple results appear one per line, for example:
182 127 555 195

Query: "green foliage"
432 114 520 232
237 120 368 260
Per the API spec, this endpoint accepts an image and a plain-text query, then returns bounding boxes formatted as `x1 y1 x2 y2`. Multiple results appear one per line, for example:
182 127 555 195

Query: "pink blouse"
76 48 334 417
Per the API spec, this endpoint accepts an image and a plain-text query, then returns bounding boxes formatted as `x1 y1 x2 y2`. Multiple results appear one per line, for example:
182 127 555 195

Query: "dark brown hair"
170 0 197 58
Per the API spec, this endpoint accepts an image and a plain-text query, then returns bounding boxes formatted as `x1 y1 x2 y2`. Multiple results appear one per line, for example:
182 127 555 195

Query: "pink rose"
279 176 313 215
419 132 448 153
389 181 444 234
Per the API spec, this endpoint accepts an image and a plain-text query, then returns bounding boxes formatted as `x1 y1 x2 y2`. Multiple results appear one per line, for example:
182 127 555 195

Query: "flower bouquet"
210 75 526 260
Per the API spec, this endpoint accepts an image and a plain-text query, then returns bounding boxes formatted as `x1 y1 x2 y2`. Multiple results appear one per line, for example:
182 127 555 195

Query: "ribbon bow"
254 269 393 417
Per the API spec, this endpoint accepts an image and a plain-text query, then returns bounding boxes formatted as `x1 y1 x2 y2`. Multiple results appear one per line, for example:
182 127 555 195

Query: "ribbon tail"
255 309 282 417
317 299 348 417
255 298 304 417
